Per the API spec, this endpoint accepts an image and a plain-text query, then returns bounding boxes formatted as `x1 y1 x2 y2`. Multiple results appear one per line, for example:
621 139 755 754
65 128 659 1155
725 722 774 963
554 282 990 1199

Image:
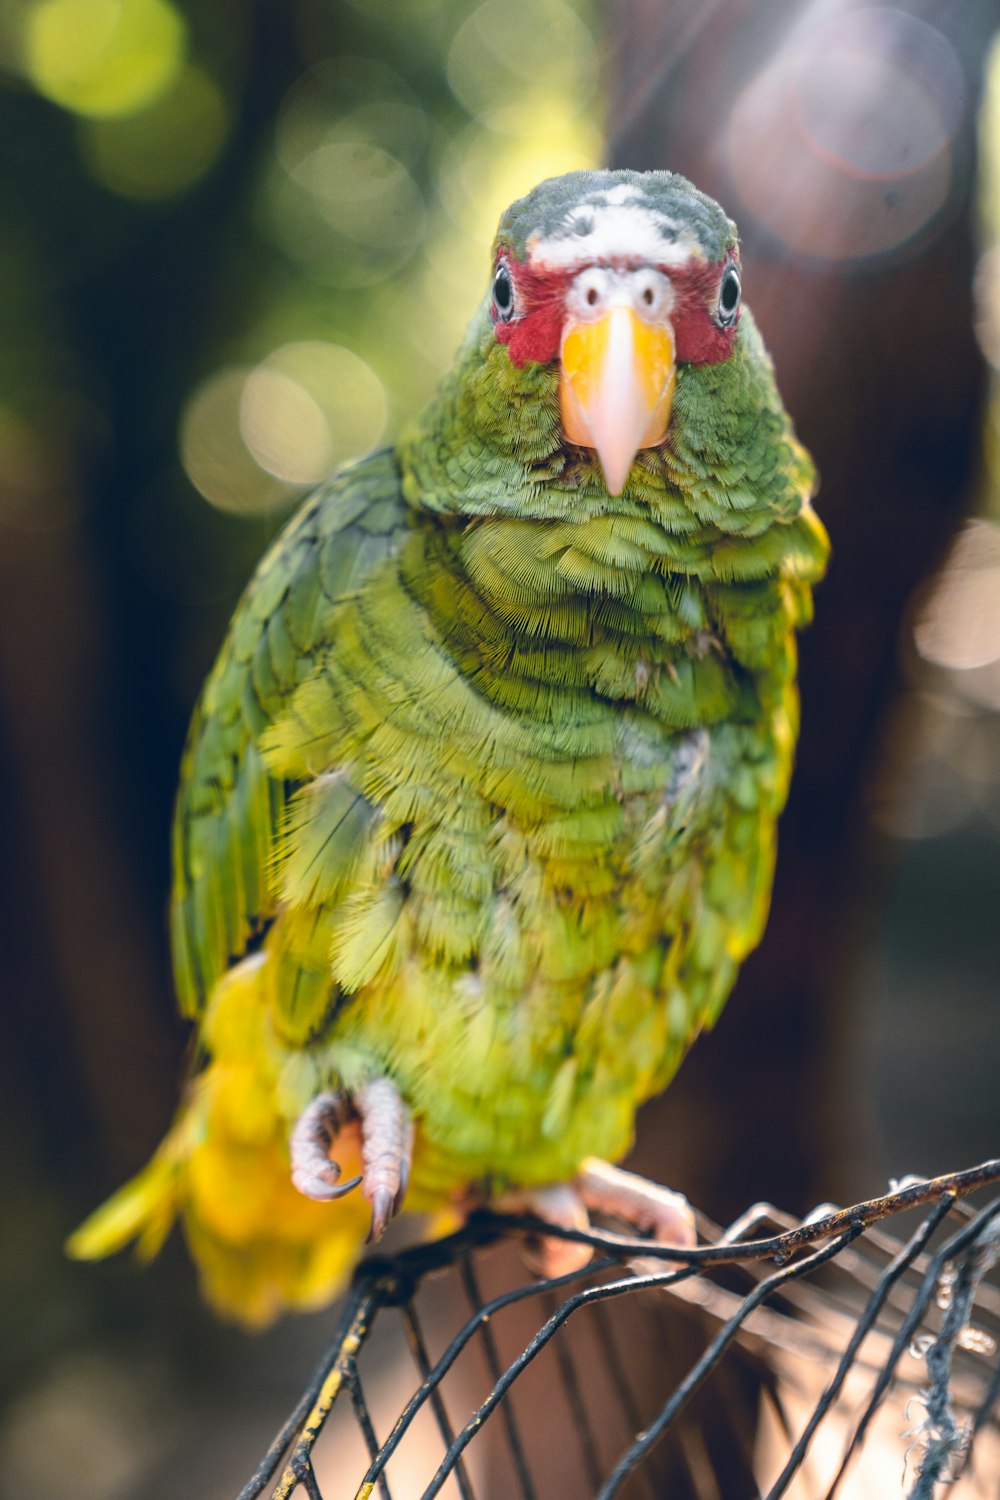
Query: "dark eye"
493 261 515 321
717 264 741 326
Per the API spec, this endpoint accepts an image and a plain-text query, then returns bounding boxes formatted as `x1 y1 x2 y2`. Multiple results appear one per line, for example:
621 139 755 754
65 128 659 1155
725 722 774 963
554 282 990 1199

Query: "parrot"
68 168 828 1326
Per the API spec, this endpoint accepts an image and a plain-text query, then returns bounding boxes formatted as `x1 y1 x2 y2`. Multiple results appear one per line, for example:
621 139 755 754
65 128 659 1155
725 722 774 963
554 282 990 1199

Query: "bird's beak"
559 306 676 496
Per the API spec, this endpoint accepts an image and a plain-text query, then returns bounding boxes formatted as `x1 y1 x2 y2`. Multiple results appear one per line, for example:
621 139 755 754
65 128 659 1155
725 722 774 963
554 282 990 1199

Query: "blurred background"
0 0 999 1495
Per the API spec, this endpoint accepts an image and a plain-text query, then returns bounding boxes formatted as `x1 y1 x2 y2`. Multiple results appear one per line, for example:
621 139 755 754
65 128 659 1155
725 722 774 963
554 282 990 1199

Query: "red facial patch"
491 248 739 368
670 258 741 364
491 256 573 366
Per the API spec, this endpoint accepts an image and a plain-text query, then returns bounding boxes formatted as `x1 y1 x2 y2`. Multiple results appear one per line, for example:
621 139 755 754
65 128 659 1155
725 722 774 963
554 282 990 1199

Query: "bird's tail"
66 955 372 1326
66 1119 188 1265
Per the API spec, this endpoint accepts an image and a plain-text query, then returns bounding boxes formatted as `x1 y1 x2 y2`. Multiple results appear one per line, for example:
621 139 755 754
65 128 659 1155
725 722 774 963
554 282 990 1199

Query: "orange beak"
559 306 676 496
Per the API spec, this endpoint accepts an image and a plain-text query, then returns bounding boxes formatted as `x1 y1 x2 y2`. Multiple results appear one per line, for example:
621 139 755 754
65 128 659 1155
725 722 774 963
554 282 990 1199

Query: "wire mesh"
238 1160 1000 1500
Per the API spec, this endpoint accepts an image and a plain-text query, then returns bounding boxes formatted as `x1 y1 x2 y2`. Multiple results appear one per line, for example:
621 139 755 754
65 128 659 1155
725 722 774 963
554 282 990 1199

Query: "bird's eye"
717 264 741 326
493 262 515 322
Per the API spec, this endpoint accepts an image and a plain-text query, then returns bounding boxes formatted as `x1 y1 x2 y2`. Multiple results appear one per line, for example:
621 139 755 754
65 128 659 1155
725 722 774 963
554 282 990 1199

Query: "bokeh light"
180 344 387 516
240 342 387 487
446 0 597 136
239 370 331 488
723 8 963 261
25 0 186 119
263 138 427 288
180 368 296 517
276 58 429 174
262 59 431 290
78 62 229 200
909 520 1000 720
913 522 1000 675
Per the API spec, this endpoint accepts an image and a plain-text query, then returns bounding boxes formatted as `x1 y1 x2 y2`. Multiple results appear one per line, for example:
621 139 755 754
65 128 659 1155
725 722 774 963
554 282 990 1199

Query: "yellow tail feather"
66 1128 186 1264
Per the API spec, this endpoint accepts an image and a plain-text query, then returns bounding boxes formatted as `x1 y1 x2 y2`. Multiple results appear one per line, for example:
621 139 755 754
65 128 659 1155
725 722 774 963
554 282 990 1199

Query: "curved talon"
323 1173 364 1199
368 1186 396 1245
293 1166 364 1201
357 1077 413 1244
290 1090 362 1203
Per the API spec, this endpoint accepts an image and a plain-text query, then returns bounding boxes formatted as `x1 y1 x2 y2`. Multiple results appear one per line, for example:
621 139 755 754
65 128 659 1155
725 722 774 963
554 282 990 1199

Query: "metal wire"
239 1159 1000 1500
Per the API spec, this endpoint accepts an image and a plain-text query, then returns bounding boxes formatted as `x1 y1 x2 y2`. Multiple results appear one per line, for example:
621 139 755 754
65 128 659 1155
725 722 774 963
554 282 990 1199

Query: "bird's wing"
170 449 407 1018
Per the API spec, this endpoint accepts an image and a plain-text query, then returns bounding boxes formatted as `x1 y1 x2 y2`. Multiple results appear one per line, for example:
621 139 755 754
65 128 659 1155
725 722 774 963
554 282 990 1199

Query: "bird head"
489 170 742 496
403 168 811 536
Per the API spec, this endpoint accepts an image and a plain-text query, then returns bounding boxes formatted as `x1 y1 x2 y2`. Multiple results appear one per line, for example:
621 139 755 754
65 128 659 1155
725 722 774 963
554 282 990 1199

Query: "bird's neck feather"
395 306 817 701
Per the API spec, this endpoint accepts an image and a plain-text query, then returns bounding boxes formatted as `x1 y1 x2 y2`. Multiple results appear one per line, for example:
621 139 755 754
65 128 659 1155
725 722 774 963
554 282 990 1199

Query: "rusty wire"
237 1159 1000 1500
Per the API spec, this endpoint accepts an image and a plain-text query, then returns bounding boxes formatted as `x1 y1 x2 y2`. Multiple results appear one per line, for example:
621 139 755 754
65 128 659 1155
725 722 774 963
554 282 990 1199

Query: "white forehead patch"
528 201 701 271
603 183 644 206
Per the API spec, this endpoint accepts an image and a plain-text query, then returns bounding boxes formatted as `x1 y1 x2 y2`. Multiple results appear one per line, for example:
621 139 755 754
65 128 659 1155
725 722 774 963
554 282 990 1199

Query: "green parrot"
69 169 828 1325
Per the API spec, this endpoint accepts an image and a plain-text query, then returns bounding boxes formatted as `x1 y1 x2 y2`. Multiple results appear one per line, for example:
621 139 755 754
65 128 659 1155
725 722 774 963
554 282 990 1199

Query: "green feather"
276 773 380 910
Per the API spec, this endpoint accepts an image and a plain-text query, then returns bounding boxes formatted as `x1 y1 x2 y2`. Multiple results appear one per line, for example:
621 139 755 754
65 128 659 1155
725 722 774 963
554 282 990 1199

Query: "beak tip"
597 451 633 498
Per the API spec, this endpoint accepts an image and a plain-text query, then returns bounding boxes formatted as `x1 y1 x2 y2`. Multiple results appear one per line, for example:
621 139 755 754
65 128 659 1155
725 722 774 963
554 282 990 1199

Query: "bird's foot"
290 1078 413 1244
494 1159 696 1280
494 1183 594 1279
575 1157 696 1253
